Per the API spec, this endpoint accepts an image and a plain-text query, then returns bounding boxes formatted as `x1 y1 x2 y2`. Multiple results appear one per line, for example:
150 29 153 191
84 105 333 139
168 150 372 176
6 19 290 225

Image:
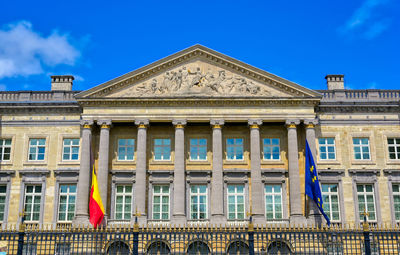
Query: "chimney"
51 75 74 91
325 74 344 90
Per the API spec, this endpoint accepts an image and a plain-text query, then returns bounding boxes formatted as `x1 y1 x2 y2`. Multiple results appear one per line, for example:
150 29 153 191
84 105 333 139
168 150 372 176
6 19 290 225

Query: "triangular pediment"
76 45 321 99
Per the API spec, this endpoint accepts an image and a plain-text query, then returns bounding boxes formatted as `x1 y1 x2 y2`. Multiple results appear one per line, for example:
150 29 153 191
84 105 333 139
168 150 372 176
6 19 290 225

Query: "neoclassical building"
0 45 399 228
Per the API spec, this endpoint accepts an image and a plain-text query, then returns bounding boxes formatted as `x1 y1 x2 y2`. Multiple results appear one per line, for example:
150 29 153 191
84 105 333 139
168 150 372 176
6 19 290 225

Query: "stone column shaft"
134 120 149 221
172 120 186 224
249 119 264 221
286 120 303 224
74 120 93 225
210 120 224 223
97 120 111 219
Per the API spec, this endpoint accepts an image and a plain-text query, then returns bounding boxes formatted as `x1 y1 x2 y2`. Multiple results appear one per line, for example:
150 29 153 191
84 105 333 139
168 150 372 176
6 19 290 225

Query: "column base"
73 214 91 227
210 214 226 225
172 214 187 226
289 214 306 226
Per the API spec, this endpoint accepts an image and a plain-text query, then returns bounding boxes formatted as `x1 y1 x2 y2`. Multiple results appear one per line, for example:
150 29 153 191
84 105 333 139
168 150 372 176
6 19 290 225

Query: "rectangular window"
227 185 245 220
115 185 133 220
392 184 400 221
117 139 135 161
265 185 283 220
319 138 336 160
226 138 244 160
357 184 376 222
0 139 11 161
24 185 42 222
190 138 207 161
322 184 340 222
154 139 171 161
28 138 46 161
0 185 6 222
58 185 76 222
263 138 280 160
353 138 370 160
152 185 169 220
62 139 80 161
190 185 207 220
388 138 400 160
55 243 70 255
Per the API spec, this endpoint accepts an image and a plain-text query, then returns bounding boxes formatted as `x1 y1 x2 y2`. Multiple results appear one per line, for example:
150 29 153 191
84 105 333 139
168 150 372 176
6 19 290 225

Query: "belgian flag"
89 159 105 228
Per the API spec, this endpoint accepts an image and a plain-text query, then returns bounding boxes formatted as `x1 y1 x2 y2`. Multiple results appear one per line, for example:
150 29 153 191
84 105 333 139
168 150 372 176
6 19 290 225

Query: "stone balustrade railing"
0 91 79 102
317 90 400 102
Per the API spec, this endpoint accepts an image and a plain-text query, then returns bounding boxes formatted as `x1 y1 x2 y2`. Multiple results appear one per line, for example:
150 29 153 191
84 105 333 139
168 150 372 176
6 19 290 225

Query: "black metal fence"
0 224 399 254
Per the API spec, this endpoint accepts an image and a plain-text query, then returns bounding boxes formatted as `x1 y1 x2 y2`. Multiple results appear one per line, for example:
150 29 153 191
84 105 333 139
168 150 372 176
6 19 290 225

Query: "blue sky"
0 0 399 91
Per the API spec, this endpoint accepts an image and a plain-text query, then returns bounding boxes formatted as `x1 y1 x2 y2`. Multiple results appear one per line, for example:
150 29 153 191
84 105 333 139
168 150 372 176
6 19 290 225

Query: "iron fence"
0 223 399 254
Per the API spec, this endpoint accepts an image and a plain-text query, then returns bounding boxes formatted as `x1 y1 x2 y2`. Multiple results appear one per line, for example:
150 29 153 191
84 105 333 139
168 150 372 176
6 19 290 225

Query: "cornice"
76 45 321 99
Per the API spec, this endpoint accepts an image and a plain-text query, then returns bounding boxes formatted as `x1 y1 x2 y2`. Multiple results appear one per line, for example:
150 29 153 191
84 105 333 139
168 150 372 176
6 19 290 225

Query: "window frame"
387 138 400 160
114 184 133 220
352 138 371 161
23 185 43 223
61 138 80 161
28 138 47 161
321 183 341 222
117 138 136 161
226 138 244 161
189 138 208 161
391 183 400 223
318 137 336 161
153 138 172 161
227 184 246 220
189 184 208 220
151 184 171 220
57 184 77 223
356 184 377 222
0 173 13 224
0 138 12 162
264 184 283 220
262 138 281 161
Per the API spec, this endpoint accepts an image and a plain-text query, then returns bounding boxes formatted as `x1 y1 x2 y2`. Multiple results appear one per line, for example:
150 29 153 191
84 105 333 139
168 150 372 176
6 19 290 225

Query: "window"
23 243 37 255
24 185 42 222
0 185 6 221
152 185 169 220
227 185 245 220
115 185 133 220
322 184 340 222
319 138 336 160
190 138 207 161
353 138 370 160
190 185 207 220
0 139 11 161
58 185 76 222
392 184 400 221
263 138 280 160
28 138 46 161
226 138 243 160
326 243 343 255
117 139 135 161
55 243 70 255
357 184 376 222
154 139 171 161
388 138 400 160
265 185 283 220
62 139 79 161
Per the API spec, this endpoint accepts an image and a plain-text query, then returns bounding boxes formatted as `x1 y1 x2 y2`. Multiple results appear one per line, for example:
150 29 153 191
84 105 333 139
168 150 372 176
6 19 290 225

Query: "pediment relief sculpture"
107 65 288 98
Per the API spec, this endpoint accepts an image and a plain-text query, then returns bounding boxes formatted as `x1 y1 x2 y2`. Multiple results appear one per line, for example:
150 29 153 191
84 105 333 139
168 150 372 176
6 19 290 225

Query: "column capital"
285 119 300 129
248 119 262 128
135 119 149 129
80 119 94 129
172 119 187 129
210 119 224 129
97 119 112 129
304 119 319 129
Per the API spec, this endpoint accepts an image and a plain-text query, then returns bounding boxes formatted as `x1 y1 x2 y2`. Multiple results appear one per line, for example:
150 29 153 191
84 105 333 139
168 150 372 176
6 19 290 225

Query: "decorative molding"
80 119 94 127
285 119 300 128
304 119 319 127
210 119 225 128
134 119 149 127
248 119 262 127
172 119 187 127
97 119 112 128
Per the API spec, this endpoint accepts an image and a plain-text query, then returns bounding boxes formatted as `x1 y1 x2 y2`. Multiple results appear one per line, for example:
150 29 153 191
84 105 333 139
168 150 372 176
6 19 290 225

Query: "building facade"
0 45 399 229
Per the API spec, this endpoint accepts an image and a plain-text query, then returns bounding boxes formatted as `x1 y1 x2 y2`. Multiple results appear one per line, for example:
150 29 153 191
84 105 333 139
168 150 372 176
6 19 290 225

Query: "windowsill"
351 161 376 165
113 161 136 165
0 161 12 166
224 160 247 165
150 160 174 165
58 161 80 166
261 160 284 165
187 160 211 165
317 160 341 165
23 161 47 166
387 160 400 165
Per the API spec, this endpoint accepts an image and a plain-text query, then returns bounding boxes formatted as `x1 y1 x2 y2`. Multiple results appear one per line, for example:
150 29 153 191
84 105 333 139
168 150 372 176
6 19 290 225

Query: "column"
97 120 111 222
210 119 225 223
134 119 149 224
305 119 323 225
249 119 264 223
172 120 187 225
74 120 93 225
286 120 305 225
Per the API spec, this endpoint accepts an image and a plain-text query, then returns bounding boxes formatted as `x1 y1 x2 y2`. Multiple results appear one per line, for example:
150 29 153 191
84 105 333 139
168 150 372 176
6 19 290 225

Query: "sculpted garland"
131 66 272 96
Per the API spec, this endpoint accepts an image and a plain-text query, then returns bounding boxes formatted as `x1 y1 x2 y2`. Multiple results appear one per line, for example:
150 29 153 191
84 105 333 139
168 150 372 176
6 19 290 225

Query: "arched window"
107 241 130 255
267 241 292 255
147 240 171 255
187 241 211 254
227 240 249 254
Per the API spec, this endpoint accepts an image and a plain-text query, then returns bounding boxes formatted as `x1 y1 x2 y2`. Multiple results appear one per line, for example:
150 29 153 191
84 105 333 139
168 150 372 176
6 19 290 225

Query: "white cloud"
340 0 390 39
0 21 80 79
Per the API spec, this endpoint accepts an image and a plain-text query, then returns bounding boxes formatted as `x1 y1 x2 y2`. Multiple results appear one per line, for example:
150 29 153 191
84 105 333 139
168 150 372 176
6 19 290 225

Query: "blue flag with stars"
305 140 331 226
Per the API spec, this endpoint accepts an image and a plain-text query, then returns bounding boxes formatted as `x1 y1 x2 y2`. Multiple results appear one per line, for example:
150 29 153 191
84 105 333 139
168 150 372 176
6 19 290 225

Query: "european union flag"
305 140 331 226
